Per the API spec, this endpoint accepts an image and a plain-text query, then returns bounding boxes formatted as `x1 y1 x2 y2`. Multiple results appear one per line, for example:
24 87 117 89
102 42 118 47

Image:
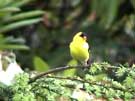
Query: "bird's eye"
80 33 87 37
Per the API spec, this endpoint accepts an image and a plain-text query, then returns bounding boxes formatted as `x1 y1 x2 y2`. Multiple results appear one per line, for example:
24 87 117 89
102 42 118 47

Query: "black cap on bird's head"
79 32 87 41
73 32 87 41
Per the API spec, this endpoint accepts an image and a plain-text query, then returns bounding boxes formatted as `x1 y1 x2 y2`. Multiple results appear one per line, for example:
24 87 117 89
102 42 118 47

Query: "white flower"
0 57 23 86
5 62 23 85
0 70 7 85
0 54 2 71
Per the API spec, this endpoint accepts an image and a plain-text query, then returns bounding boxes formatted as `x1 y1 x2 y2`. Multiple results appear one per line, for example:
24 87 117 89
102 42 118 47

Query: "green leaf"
93 0 120 29
123 77 134 88
63 59 78 76
33 56 50 72
10 0 34 7
104 0 119 29
4 10 44 22
0 7 20 13
124 92 133 100
0 7 20 17
0 44 29 50
0 18 42 33
131 0 135 9
0 36 25 44
116 67 126 77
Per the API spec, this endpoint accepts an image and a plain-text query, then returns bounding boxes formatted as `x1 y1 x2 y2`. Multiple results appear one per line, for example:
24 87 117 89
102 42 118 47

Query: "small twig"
29 64 90 83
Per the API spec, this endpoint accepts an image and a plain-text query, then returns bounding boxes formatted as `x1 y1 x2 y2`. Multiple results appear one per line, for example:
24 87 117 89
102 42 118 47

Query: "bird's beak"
84 36 87 41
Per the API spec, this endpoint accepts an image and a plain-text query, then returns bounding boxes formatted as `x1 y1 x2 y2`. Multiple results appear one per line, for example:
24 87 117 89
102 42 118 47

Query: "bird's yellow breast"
69 40 89 63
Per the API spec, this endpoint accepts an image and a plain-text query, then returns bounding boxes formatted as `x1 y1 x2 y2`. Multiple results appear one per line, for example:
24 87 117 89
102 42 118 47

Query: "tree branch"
29 63 127 83
29 64 90 83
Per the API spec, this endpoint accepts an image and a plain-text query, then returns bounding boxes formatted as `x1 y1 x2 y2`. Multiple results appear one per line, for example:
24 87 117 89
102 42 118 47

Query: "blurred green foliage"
0 0 44 33
0 0 135 70
1 63 135 100
0 0 44 50
0 35 29 50
0 0 135 100
33 56 49 72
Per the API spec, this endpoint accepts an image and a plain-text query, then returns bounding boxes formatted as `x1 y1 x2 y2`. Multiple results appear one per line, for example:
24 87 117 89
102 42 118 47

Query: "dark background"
1 0 135 71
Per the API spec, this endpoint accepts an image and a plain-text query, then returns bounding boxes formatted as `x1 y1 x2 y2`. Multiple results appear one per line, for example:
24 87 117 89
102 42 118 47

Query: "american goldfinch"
69 32 90 65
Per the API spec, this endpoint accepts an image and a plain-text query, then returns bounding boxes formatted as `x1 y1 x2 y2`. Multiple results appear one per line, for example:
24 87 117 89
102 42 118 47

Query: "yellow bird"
69 32 90 65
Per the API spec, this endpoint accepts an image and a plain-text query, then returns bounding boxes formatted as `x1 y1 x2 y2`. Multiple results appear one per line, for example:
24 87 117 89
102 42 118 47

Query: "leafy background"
0 0 135 71
0 0 135 100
